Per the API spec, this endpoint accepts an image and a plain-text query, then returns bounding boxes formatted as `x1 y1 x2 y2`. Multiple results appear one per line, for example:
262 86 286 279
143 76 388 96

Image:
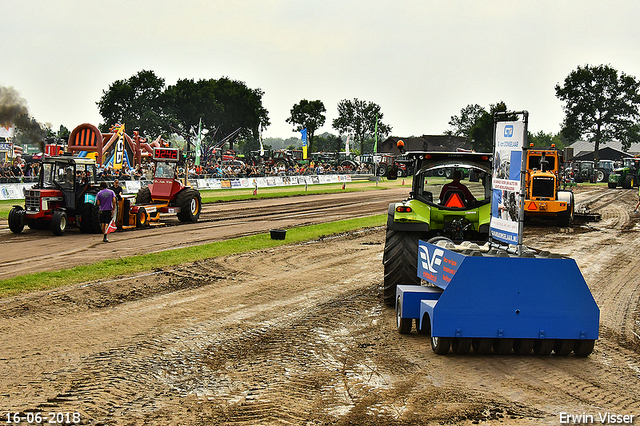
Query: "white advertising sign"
490 121 526 245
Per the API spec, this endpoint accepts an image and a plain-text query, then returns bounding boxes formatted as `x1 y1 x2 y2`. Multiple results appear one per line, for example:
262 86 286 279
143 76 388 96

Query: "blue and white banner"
417 240 466 290
490 121 525 245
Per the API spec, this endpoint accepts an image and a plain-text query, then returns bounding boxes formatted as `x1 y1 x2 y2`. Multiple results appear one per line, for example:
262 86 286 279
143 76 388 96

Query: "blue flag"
300 128 307 146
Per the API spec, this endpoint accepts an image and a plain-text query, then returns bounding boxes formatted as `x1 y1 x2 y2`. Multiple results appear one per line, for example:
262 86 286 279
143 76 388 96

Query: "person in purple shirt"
96 181 116 243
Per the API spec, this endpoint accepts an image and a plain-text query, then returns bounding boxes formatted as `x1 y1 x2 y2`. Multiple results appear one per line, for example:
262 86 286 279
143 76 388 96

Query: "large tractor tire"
383 229 420 307
622 174 635 189
8 206 24 234
51 210 68 236
80 202 101 233
136 186 152 204
176 188 202 223
596 168 607 183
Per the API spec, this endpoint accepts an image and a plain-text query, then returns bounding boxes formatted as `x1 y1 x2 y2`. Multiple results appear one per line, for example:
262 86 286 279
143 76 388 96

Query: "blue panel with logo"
399 241 600 341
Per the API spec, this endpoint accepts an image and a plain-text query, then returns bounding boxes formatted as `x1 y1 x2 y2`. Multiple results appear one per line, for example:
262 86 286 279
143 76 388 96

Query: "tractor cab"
9 156 100 236
149 148 186 200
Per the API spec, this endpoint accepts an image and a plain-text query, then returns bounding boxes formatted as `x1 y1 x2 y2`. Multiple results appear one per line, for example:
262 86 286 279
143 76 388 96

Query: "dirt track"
1 184 640 425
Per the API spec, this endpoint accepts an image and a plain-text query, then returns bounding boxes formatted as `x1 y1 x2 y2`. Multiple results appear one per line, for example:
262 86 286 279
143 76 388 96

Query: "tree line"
447 64 640 163
10 64 640 162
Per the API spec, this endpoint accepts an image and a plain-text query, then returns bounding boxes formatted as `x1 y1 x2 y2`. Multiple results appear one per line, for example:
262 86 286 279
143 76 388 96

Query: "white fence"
0 174 354 200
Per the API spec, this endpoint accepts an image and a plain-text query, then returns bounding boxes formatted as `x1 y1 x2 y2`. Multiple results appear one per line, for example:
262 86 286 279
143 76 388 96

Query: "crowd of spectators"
0 156 376 184
0 156 41 183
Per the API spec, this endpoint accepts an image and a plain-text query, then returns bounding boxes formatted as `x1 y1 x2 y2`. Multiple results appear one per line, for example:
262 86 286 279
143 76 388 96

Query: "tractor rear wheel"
80 202 101 233
136 186 152 204
596 168 607 183
51 210 68 236
8 206 24 234
176 188 202 222
383 229 420 307
623 174 635 189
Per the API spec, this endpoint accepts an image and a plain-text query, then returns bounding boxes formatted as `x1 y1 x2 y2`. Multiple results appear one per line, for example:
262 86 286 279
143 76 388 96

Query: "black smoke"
0 86 47 144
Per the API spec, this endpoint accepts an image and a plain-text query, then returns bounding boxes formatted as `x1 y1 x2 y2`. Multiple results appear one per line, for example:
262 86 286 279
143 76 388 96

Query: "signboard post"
490 111 528 254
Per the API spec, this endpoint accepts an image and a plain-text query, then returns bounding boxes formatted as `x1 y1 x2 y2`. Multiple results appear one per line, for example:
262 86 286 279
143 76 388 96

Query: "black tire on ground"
136 186 152 204
596 168 607 183
431 336 451 355
622 174 635 189
513 339 535 355
417 312 431 335
533 339 554 356
176 188 202 222
136 207 149 228
573 339 595 357
382 229 421 307
452 338 472 354
51 210 67 236
493 338 514 355
80 202 101 233
396 297 412 334
608 181 617 189
556 193 574 227
553 339 575 356
377 164 388 177
472 339 493 354
8 206 24 234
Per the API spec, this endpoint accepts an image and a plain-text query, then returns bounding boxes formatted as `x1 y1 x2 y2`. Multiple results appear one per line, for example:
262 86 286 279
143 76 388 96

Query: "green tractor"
608 157 640 189
383 151 493 306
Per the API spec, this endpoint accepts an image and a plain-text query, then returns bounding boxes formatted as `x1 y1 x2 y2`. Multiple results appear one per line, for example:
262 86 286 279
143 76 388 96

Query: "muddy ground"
1 184 639 425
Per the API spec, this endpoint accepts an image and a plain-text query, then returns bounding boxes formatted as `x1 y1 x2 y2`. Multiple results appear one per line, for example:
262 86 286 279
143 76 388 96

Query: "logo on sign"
504 125 514 138
419 245 444 273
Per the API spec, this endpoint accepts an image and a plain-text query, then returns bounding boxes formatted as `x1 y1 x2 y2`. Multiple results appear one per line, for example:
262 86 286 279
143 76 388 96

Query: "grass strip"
0 214 386 298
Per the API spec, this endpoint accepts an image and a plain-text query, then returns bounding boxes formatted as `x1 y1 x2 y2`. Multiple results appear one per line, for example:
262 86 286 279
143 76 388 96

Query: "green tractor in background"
608 157 640 189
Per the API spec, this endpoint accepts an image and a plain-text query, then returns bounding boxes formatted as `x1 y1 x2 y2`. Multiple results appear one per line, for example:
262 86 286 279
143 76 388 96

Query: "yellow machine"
524 145 574 226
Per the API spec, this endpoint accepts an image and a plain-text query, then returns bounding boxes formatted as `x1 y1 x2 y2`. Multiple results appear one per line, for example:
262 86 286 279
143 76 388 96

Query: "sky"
2 0 640 141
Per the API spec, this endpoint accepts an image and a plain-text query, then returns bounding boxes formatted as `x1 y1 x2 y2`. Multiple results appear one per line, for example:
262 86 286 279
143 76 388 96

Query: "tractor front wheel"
51 210 68 236
8 206 24 234
176 188 202 223
136 208 149 228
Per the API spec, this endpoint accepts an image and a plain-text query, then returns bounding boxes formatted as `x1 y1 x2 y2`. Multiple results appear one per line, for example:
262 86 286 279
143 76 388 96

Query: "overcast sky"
3 0 640 141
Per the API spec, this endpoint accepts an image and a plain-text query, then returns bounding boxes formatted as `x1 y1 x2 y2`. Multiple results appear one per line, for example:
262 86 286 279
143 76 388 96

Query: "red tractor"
123 147 202 228
9 155 102 236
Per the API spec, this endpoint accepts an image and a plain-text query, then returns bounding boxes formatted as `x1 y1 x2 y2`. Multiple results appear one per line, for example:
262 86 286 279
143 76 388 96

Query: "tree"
446 104 486 138
286 99 326 153
555 64 640 163
528 131 566 150
97 70 168 137
468 101 509 152
332 98 391 154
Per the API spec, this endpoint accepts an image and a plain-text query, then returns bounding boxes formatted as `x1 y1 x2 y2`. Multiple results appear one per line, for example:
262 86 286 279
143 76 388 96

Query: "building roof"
568 140 640 159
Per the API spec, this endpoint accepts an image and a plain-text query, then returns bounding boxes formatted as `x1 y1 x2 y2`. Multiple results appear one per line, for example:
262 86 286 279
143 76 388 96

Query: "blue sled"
395 241 600 356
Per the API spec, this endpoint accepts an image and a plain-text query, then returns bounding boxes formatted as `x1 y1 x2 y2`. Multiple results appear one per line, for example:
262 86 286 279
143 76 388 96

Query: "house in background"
566 140 639 162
